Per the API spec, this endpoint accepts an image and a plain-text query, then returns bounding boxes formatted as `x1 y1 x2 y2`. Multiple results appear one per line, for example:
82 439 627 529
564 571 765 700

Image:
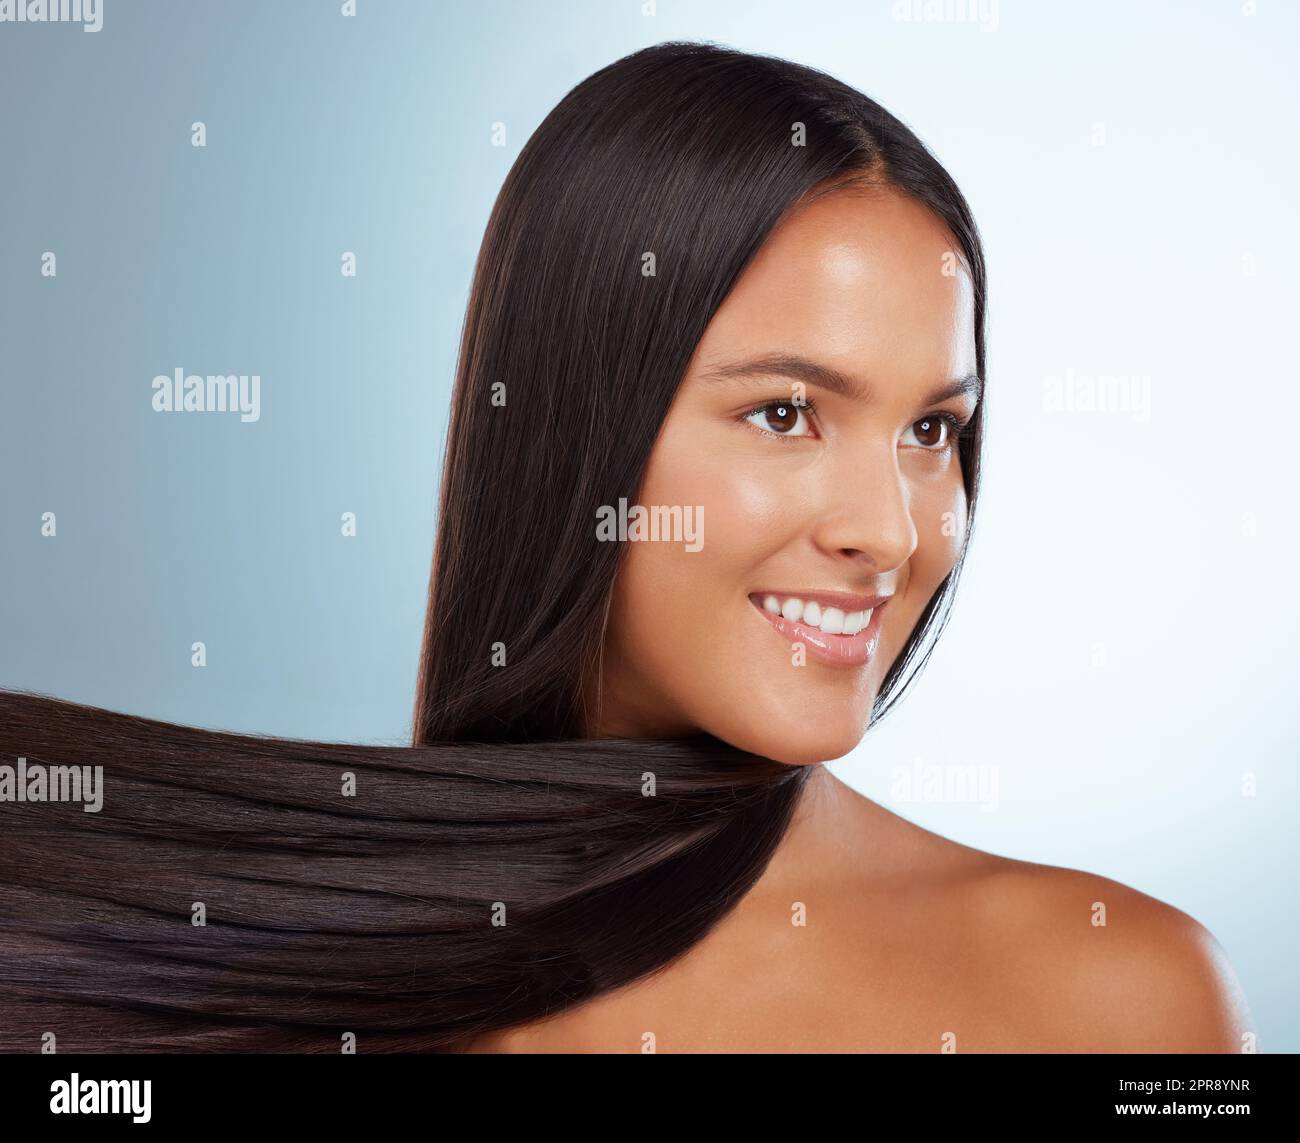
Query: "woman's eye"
743 400 815 438
901 413 957 450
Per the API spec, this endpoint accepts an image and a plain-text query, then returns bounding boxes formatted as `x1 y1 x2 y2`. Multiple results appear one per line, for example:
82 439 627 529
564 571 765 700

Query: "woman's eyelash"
738 400 975 444
927 410 973 440
738 397 818 440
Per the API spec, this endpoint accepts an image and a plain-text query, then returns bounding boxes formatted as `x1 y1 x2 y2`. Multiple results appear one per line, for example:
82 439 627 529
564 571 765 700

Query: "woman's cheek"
643 428 788 573
913 469 968 586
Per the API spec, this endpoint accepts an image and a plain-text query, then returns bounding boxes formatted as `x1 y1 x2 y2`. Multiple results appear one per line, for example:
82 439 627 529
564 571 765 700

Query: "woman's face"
598 186 980 766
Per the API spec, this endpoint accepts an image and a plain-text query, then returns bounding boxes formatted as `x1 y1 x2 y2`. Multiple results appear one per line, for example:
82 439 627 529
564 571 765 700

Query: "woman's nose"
808 443 918 572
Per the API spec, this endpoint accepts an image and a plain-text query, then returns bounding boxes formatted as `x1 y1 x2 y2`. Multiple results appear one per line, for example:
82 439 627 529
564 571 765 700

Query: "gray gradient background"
2 0 1297 1049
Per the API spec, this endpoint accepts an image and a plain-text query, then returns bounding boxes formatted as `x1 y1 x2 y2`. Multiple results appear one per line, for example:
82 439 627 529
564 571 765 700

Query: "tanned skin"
469 188 1254 1053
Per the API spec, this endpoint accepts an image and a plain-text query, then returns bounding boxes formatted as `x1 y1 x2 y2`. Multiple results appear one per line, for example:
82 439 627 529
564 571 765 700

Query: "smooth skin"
470 186 1255 1053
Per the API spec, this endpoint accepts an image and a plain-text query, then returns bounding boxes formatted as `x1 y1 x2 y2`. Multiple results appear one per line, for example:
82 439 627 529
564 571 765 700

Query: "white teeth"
819 607 844 634
760 596 876 635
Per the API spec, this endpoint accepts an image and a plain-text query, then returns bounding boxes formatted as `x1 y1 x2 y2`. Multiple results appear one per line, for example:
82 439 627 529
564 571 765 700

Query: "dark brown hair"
0 41 985 1052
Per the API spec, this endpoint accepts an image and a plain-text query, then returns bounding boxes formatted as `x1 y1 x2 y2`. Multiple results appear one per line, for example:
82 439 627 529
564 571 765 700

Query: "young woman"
0 41 1253 1053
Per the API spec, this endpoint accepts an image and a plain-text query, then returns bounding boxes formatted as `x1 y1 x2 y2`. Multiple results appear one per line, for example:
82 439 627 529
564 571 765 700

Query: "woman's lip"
747 595 888 669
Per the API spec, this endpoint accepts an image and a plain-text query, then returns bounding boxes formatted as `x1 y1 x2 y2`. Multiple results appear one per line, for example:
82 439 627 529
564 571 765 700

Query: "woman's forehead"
694 189 977 385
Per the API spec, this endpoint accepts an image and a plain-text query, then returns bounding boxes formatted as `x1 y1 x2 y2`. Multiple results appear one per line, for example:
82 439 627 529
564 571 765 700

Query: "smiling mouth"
747 591 891 668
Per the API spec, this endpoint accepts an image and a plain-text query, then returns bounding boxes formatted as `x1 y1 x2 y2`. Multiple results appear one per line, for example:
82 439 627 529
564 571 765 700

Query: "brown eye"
914 417 945 447
765 403 797 432
743 400 815 438
904 414 958 450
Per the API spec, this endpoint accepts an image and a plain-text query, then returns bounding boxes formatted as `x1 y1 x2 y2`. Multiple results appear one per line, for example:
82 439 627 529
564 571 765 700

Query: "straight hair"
0 41 986 1052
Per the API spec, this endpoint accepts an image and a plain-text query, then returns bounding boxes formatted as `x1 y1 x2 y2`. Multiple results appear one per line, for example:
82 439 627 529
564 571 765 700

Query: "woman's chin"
725 722 866 768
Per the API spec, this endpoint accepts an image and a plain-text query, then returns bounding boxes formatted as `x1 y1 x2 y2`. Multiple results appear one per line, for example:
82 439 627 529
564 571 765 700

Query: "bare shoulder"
801 777 1255 1052
959 854 1257 1052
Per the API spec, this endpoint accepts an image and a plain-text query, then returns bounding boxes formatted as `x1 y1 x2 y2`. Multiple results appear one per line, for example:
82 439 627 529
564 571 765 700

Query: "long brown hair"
0 41 985 1052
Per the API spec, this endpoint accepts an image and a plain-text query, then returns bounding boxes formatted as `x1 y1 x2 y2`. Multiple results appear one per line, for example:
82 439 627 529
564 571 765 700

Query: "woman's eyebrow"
695 352 983 407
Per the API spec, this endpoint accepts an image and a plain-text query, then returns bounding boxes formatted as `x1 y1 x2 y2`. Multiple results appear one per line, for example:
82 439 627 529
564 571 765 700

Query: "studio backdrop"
1 0 1296 1051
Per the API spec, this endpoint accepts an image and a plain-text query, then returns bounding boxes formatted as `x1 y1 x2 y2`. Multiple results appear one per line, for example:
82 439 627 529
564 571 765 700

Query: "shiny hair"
0 41 985 1052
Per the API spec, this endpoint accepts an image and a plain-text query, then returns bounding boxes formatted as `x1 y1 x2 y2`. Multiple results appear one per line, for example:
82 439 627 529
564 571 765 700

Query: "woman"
0 41 1252 1053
